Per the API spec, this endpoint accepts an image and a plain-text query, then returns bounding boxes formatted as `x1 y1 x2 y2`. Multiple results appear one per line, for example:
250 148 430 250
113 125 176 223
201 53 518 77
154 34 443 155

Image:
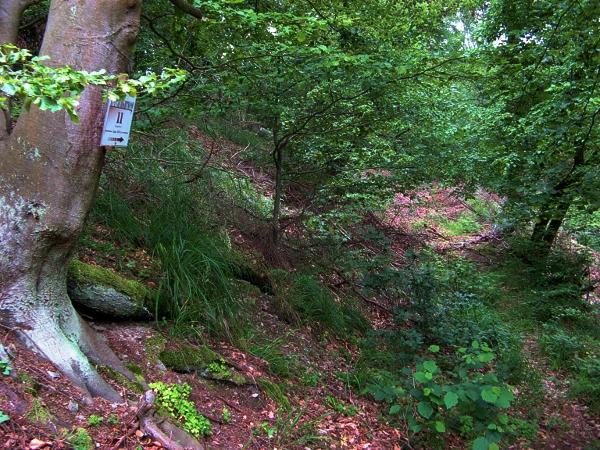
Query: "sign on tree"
100 95 136 147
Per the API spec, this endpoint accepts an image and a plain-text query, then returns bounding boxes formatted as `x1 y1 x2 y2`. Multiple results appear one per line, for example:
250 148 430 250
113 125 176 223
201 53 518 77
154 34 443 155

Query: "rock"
67 260 153 320
47 371 61 380
67 401 78 413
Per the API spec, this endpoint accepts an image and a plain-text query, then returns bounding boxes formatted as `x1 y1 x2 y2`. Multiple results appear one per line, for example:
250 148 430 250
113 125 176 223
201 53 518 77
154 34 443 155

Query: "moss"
125 362 144 376
68 259 152 306
98 366 145 394
144 334 167 363
26 398 51 424
159 345 218 373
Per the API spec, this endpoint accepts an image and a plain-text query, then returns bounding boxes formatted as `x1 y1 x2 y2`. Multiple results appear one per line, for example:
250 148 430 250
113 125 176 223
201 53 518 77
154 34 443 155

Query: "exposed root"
112 391 204 450
13 303 128 402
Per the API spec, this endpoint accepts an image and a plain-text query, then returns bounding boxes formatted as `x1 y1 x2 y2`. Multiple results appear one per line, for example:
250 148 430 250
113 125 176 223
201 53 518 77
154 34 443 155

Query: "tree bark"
271 144 284 246
0 0 142 401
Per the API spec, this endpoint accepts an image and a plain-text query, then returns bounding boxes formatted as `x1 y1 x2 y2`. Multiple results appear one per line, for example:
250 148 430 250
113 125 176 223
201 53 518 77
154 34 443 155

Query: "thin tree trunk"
0 0 142 401
271 144 284 246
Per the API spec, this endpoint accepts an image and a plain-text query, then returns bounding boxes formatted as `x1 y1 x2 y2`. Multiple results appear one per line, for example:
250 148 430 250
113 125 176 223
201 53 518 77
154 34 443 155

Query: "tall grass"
271 271 369 335
89 128 242 338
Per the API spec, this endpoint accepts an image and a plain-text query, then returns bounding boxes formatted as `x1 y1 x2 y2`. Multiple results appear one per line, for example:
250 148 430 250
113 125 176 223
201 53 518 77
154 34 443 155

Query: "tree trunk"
0 0 142 401
530 198 571 251
271 144 284 246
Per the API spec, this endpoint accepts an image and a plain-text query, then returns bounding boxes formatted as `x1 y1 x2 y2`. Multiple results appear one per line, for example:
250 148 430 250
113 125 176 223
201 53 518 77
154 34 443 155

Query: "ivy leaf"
417 401 433 419
434 421 446 433
444 391 459 410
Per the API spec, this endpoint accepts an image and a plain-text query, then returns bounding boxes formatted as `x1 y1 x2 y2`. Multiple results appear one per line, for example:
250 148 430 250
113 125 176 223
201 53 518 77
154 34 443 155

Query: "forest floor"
0 128 599 450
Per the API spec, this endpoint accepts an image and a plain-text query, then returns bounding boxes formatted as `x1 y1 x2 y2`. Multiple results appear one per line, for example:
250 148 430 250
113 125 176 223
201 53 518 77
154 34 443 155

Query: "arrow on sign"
109 137 125 143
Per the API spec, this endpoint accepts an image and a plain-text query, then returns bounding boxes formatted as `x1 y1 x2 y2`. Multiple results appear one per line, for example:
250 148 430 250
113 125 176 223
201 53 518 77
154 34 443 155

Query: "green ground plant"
87 415 103 427
65 428 93 450
149 382 212 437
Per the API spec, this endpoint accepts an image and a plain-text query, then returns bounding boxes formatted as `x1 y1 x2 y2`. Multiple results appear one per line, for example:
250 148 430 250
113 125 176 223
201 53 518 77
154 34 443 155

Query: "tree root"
112 391 204 450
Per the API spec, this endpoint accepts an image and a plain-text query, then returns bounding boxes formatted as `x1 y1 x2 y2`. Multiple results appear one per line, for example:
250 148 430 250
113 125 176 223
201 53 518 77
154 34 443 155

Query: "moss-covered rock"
67 259 153 319
159 345 219 373
160 345 249 385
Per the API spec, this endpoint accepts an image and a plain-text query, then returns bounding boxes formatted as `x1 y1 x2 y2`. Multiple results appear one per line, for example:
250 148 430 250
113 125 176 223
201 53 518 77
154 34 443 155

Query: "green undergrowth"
159 344 219 373
150 381 212 437
90 127 244 338
345 242 599 448
435 211 482 236
269 270 369 336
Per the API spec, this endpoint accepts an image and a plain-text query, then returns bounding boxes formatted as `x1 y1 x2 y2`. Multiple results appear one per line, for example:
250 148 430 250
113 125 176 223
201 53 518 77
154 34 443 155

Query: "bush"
570 356 600 413
539 325 588 371
367 342 515 450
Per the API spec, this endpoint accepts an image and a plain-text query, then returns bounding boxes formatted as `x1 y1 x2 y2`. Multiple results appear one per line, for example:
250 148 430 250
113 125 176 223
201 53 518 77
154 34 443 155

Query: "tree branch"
167 0 203 19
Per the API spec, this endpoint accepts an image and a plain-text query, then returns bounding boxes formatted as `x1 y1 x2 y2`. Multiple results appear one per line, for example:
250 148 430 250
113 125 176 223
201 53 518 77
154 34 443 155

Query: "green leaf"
481 388 498 404
444 391 459 410
434 421 446 433
422 360 438 373
472 437 489 450
495 389 514 408
417 401 433 419
414 371 428 383
389 405 401 415
428 345 440 353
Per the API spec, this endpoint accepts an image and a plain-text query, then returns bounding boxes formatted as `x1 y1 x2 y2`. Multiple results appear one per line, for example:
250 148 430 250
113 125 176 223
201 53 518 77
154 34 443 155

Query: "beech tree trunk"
0 0 142 401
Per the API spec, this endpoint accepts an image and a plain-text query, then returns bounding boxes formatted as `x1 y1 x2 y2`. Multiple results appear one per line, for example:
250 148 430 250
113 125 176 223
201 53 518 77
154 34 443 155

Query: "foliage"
26 399 51 425
539 325 588 371
436 212 482 236
569 356 600 414
0 44 186 121
368 342 514 449
0 359 11 376
325 395 358 417
271 272 369 335
149 382 212 437
222 408 232 424
0 411 8 424
65 428 93 450
87 415 103 427
250 335 298 378
91 130 243 337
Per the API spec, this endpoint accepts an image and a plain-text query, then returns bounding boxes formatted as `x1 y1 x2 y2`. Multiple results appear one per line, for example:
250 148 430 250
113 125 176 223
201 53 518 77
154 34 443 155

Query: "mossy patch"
68 259 152 305
159 345 219 373
145 334 167 363
25 398 51 424
98 366 145 394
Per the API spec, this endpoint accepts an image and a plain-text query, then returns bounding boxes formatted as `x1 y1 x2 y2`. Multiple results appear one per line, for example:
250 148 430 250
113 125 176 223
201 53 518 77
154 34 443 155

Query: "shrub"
569 356 600 413
539 326 588 370
367 342 515 450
